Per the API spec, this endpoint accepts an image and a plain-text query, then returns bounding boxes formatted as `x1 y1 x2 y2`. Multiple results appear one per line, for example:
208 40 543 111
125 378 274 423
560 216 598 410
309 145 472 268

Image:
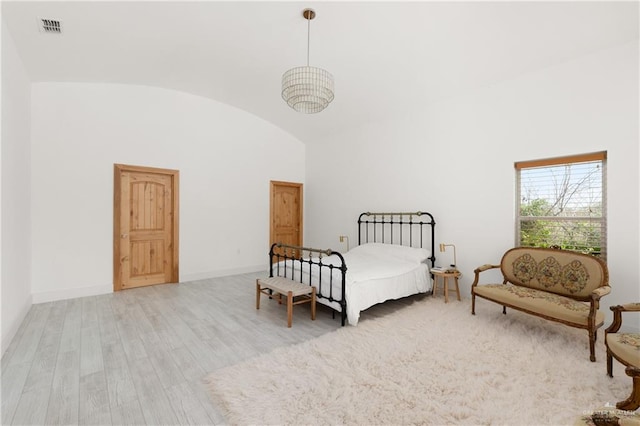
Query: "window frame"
515 151 607 260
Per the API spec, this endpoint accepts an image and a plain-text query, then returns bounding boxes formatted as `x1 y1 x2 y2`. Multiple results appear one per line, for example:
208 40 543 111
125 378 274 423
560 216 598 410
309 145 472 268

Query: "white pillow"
348 243 430 264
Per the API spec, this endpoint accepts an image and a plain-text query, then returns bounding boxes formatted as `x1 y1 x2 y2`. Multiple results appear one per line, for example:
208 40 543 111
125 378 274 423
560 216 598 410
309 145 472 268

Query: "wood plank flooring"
1 271 426 425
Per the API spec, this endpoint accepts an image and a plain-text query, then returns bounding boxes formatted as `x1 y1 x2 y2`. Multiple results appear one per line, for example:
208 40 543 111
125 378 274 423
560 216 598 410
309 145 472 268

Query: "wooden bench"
256 277 316 328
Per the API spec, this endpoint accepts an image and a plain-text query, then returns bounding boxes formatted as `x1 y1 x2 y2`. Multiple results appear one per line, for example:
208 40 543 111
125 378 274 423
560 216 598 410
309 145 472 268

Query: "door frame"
113 163 180 291
269 180 303 249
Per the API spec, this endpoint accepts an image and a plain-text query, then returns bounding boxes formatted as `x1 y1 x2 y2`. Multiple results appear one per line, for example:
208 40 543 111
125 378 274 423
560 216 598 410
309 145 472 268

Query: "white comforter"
278 243 431 325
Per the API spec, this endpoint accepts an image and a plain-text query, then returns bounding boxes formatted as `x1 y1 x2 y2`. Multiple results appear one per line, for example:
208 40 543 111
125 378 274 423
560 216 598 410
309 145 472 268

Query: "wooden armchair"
605 303 640 411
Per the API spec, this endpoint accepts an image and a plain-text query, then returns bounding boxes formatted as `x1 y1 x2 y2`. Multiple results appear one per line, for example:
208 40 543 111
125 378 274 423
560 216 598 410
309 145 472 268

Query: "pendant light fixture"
281 8 334 114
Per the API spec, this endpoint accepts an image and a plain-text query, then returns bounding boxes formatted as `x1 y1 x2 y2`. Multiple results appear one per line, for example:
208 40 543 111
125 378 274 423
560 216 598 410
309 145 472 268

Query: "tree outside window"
515 152 607 261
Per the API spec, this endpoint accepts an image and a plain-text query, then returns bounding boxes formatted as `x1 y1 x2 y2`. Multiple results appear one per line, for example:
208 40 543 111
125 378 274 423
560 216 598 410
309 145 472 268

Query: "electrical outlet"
339 235 350 251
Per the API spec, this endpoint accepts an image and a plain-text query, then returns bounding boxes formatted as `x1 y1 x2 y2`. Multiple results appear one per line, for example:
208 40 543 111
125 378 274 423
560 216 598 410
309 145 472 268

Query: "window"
515 151 607 260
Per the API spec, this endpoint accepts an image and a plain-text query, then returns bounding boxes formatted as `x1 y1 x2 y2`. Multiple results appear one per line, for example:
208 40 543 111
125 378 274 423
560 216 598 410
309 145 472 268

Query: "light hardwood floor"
1 271 426 425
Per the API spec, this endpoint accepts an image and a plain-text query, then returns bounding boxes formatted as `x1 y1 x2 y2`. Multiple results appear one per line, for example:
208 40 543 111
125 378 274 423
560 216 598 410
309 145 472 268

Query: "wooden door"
270 181 303 256
114 164 179 291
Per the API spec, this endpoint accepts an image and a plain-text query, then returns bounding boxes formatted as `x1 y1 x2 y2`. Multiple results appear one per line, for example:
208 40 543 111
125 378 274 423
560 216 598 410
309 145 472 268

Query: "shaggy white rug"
205 297 633 425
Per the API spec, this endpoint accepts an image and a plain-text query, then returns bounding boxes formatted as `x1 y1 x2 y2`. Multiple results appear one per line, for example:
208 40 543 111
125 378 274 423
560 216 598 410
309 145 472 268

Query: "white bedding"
275 243 432 325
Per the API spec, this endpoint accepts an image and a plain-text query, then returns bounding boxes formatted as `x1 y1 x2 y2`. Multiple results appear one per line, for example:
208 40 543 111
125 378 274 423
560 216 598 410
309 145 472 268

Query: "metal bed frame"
269 211 436 326
357 211 436 268
269 243 348 324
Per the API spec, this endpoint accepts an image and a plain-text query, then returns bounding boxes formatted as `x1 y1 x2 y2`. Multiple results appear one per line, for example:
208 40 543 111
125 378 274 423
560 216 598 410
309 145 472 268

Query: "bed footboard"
269 243 348 326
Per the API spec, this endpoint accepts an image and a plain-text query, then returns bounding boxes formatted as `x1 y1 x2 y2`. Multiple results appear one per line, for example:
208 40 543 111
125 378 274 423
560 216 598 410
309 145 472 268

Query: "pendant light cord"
306 14 311 66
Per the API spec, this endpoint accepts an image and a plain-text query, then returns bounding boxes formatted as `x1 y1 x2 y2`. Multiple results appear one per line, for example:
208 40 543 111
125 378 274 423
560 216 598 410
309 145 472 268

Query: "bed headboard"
357 211 436 267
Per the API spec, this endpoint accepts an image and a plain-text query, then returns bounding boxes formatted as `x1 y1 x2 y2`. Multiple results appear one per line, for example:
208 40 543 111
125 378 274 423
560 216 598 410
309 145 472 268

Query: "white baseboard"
1 294 33 357
181 264 266 282
31 284 113 304
31 266 267 305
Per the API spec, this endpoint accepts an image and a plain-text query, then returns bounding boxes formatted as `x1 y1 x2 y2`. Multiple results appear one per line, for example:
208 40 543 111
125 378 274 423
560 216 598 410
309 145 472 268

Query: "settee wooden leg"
616 367 640 411
502 306 506 315
607 350 613 377
256 280 261 310
589 330 596 362
471 294 476 315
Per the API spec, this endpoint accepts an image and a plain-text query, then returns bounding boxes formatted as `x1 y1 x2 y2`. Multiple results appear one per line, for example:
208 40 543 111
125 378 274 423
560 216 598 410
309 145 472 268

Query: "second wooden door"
270 181 303 255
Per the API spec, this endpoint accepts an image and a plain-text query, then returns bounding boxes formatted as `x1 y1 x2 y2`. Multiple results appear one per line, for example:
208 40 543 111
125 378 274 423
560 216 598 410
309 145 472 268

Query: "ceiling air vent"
38 18 62 34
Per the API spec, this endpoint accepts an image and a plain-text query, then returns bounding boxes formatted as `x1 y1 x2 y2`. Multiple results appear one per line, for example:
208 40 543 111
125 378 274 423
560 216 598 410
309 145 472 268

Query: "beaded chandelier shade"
281 9 334 114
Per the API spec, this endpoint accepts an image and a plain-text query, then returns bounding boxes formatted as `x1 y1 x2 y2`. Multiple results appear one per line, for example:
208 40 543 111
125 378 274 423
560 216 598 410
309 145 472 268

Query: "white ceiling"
2 1 638 143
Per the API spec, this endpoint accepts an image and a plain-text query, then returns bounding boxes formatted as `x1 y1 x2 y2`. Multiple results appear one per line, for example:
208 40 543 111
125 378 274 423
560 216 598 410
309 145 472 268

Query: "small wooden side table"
432 270 461 303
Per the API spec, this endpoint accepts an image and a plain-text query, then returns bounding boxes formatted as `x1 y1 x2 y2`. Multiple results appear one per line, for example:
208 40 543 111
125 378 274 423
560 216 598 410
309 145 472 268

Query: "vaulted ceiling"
3 1 638 143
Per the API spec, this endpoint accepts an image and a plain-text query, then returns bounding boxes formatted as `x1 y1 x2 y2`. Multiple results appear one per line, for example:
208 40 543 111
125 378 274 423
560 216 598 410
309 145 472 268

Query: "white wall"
3 26 637 359
1 23 33 354
306 41 639 329
30 83 305 302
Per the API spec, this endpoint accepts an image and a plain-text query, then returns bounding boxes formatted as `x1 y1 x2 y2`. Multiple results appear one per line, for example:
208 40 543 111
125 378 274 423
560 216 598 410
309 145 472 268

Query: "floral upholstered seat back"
501 247 609 300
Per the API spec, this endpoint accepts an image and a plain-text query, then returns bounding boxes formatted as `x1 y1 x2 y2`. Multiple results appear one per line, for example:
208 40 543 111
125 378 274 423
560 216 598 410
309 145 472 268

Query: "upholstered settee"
471 247 610 361
605 303 640 411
